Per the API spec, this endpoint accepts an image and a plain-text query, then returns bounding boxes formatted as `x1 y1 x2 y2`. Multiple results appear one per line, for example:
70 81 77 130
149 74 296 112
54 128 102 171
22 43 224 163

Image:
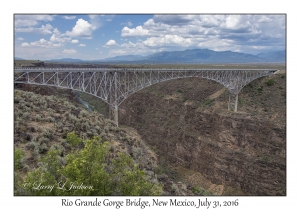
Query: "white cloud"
62 15 76 20
143 35 193 47
107 41 154 58
199 15 220 28
153 15 196 25
17 37 24 41
15 24 53 34
258 16 273 23
50 33 70 43
50 29 70 44
121 26 149 37
29 38 52 48
79 44 86 47
121 41 136 48
88 15 102 30
65 18 94 38
71 39 79 43
104 39 117 47
52 43 63 47
220 15 249 31
62 49 77 54
14 15 55 27
20 38 63 48
21 42 29 47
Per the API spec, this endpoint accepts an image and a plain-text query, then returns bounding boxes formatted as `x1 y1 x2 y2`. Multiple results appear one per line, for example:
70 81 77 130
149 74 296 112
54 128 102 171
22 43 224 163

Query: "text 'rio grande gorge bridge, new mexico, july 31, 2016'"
14 68 278 126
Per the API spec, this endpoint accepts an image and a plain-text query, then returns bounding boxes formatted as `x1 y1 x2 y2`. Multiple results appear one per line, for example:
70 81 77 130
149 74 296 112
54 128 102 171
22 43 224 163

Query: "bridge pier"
108 105 119 127
228 93 238 112
114 105 118 127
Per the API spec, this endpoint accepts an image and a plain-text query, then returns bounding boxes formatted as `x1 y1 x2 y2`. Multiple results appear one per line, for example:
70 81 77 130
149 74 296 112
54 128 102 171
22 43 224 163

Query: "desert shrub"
14 121 20 133
33 147 40 158
109 125 117 132
50 143 66 156
23 111 30 120
171 183 180 194
90 129 98 136
40 137 49 144
35 114 42 122
25 141 39 150
82 122 90 131
33 106 39 112
257 86 263 94
86 130 93 138
95 125 101 132
191 186 212 196
23 106 31 113
96 120 103 126
43 129 53 139
55 122 63 129
58 156 66 166
79 110 89 118
62 127 69 133
68 114 78 123
177 89 183 93
106 119 116 125
123 136 131 144
60 139 69 147
104 126 109 133
18 103 25 110
14 148 25 169
266 79 275 86
20 125 27 133
47 116 55 123
31 136 38 142
202 99 214 106
132 146 144 159
40 143 49 153
66 131 82 147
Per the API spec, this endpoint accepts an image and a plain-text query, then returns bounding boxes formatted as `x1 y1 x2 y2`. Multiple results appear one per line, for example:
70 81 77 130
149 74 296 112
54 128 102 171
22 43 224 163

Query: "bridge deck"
14 68 278 73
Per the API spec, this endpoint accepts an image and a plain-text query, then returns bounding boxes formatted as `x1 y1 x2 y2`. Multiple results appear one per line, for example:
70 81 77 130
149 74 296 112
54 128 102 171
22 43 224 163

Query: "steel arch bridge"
14 68 278 126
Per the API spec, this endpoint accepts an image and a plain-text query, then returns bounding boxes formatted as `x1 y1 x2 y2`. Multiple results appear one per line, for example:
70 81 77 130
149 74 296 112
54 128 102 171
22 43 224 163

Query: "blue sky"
14 14 286 60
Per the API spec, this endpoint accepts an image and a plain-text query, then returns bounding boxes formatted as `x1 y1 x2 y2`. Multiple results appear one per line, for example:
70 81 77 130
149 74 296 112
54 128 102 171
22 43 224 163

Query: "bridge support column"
114 105 118 127
228 93 238 112
108 105 119 127
109 106 111 120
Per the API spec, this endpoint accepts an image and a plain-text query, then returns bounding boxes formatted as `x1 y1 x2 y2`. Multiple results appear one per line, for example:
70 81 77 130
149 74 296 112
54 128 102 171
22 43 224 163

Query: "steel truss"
14 68 278 126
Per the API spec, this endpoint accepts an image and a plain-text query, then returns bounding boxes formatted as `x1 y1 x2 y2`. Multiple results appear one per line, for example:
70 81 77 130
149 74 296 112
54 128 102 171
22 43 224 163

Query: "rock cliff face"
119 74 286 195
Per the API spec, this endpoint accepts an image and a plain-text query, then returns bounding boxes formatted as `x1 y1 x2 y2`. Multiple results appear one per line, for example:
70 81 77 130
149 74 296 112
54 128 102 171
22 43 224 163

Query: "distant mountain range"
256 50 286 62
14 49 286 64
46 58 85 63
14 57 25 60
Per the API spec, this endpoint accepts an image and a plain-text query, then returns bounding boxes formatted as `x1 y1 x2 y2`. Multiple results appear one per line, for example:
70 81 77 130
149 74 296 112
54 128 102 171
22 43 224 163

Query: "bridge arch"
14 68 278 126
